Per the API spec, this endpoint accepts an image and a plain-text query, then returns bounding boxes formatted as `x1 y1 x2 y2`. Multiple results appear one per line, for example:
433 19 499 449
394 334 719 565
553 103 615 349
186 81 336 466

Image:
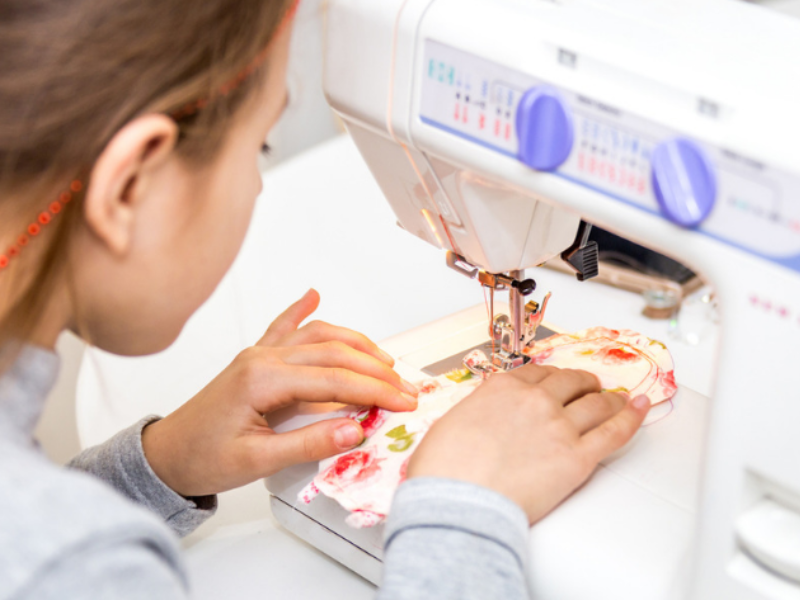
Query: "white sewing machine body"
267 1 800 598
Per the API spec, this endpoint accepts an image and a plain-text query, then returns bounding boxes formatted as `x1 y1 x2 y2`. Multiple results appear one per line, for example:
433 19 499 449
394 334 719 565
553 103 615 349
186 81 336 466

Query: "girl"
0 0 650 597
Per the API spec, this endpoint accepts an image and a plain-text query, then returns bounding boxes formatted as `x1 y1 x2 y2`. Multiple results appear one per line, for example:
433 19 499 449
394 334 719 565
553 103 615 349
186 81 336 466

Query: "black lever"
561 221 599 282
511 278 537 295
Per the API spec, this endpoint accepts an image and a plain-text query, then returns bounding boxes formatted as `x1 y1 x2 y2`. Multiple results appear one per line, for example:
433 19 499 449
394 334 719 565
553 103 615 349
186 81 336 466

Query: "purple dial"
516 86 574 171
651 138 717 228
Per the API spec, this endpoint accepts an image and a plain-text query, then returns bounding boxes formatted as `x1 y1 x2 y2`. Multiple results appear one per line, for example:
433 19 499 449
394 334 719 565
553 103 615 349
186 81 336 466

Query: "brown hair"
0 0 294 362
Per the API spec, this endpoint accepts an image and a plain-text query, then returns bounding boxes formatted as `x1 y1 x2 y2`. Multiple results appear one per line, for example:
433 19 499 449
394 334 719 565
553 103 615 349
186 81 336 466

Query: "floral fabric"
299 326 676 528
522 326 677 401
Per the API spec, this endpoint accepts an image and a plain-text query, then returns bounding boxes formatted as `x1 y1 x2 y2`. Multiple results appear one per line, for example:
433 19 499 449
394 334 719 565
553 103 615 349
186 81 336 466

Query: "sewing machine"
266 0 800 597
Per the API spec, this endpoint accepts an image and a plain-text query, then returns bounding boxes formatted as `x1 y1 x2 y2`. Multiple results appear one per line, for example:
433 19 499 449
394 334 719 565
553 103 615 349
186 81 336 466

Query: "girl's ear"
84 114 178 255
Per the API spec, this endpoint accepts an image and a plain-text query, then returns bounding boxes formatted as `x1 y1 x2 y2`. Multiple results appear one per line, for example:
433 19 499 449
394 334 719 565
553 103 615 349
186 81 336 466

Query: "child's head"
0 0 296 357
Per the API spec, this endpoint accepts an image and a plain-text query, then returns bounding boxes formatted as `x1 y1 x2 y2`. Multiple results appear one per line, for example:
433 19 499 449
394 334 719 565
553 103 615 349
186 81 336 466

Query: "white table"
76 135 717 599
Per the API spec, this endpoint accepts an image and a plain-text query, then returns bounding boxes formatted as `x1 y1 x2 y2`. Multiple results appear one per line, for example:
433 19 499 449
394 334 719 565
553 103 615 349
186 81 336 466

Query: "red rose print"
417 380 441 395
597 346 641 365
398 457 410 484
322 445 384 487
353 406 388 437
528 348 554 364
659 369 677 398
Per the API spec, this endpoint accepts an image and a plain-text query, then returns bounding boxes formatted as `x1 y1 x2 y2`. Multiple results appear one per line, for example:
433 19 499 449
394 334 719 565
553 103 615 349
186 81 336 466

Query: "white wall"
261 0 342 170
747 0 800 18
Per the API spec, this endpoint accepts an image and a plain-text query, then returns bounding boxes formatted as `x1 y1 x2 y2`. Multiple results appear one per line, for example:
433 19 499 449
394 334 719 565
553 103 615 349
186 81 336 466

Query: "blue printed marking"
419 115 800 273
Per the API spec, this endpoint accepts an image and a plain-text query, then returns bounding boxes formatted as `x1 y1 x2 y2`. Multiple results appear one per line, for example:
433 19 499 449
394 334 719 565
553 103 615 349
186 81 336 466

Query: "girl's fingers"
280 341 416 396
536 368 601 406
277 320 394 366
579 395 650 463
562 392 628 434
252 418 365 477
506 363 558 385
257 364 418 414
255 291 394 366
257 289 321 347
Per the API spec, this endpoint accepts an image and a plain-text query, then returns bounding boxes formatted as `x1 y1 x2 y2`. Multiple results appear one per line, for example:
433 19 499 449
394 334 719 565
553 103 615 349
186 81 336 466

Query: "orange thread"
483 286 496 359
385 1 463 257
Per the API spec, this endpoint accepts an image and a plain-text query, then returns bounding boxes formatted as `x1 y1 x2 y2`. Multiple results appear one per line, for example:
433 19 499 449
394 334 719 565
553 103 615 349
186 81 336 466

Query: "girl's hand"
141 289 418 498
407 364 650 524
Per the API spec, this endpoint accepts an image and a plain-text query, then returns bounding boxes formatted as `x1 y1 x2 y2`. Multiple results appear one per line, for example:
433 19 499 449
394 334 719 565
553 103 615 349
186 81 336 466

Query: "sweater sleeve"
19 532 189 600
378 478 531 600
67 416 216 538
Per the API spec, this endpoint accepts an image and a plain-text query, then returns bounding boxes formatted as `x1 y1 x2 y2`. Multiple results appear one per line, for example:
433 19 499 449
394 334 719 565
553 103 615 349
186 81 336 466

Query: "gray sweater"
0 346 530 599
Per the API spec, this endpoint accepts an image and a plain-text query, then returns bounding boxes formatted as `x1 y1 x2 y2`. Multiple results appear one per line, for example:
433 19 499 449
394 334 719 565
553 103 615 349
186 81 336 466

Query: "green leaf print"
385 424 416 452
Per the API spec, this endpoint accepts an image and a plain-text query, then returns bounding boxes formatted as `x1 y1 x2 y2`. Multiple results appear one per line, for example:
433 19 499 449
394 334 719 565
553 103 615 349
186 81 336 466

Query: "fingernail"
334 423 363 449
401 393 418 408
401 379 418 396
632 395 650 409
378 349 394 365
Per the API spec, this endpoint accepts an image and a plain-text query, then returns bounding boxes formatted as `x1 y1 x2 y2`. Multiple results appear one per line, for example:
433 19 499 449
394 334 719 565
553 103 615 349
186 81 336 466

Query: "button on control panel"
651 138 718 228
516 86 574 172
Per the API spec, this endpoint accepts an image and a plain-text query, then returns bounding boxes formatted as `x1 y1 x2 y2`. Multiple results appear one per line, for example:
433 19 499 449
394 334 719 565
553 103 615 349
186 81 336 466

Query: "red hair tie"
1 0 300 272
0 179 82 270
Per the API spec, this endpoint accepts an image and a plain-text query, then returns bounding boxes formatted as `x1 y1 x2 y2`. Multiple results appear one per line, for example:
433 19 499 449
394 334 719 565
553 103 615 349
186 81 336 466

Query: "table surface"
76 134 717 599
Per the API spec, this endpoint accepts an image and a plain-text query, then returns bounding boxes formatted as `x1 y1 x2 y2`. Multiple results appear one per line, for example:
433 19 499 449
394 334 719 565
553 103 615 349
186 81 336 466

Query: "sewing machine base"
269 494 384 584
266 304 709 597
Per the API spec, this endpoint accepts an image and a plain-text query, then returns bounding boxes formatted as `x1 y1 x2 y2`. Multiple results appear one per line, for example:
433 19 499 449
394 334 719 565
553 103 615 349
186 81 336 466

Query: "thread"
483 286 496 359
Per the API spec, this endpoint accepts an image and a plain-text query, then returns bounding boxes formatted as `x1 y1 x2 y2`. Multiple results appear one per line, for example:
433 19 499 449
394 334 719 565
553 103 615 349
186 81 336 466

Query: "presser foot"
461 347 531 377
492 350 531 371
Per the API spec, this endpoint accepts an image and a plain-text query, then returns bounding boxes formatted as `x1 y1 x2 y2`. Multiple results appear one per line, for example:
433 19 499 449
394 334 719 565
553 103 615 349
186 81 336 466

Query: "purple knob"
651 138 717 228
516 86 574 171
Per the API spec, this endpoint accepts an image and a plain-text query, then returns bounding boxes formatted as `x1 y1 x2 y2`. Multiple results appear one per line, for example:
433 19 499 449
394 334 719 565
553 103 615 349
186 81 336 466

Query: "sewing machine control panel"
419 40 800 273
